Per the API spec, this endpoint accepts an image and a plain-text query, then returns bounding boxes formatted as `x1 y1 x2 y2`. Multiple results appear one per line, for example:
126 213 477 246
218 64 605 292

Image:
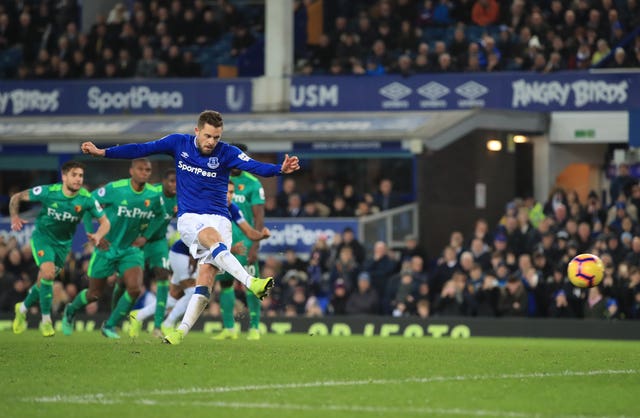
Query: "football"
567 253 605 288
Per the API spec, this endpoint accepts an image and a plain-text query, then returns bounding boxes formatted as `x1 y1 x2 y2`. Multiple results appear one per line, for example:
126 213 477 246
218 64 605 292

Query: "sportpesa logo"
178 160 217 177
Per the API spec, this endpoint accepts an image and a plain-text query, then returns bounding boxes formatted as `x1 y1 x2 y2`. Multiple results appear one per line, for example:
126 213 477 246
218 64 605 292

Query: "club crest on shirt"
144 199 150 207
238 184 245 191
207 157 219 169
37 250 45 257
74 205 82 213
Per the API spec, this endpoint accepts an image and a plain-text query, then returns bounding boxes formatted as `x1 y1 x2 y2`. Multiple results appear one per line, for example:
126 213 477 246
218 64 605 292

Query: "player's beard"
66 184 81 194
198 144 213 155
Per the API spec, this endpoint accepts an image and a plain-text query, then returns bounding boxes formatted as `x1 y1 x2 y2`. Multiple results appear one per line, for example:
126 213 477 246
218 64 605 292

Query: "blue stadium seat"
466 26 486 42
0 47 22 78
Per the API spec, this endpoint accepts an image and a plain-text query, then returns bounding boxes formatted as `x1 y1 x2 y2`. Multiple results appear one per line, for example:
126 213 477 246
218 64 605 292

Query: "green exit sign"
574 129 595 138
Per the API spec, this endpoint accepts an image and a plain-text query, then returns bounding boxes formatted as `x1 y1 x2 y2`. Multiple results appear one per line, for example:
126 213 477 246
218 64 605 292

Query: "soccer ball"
567 253 604 288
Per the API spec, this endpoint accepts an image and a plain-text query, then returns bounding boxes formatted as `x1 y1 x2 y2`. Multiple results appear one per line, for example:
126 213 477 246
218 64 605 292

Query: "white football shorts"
177 213 232 266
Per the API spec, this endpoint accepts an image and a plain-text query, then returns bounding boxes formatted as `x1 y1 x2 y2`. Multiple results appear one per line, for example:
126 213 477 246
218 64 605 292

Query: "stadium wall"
2 315 638 340
0 71 637 116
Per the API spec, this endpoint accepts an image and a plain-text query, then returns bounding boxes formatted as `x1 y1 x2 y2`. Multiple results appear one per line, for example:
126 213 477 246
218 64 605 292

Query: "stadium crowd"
1 0 639 80
2 165 640 321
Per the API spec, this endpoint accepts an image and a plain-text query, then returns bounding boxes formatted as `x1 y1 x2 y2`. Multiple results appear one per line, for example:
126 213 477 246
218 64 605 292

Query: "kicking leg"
198 226 273 299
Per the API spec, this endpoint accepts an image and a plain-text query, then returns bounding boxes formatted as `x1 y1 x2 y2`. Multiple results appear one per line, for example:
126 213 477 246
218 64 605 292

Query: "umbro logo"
455 81 488 100
181 152 189 159
379 82 412 101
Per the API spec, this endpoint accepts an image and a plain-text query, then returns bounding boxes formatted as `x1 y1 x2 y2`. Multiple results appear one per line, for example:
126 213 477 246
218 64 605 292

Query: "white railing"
357 203 419 252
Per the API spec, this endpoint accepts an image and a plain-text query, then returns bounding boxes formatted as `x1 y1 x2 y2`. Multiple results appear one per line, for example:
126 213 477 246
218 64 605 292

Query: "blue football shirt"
104 134 282 219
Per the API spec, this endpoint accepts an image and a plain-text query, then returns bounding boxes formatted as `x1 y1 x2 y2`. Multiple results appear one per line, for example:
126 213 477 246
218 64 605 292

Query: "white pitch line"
132 400 639 418
140 399 540 418
27 368 639 405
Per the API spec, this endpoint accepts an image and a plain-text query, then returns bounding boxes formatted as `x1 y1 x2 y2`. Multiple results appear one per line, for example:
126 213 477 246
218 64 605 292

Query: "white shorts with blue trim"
177 213 232 266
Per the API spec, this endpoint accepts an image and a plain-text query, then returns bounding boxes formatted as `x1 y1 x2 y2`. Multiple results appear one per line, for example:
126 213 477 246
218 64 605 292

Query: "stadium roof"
0 109 547 153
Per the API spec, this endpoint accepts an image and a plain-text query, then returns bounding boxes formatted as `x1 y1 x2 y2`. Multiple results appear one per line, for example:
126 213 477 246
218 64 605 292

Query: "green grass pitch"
1 331 638 418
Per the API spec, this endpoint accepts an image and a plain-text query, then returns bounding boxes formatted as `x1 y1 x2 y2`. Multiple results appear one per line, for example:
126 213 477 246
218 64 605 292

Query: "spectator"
432 245 458 298
180 50 202 77
230 25 255 57
498 275 529 316
608 47 630 69
474 274 500 316
367 40 393 74
345 272 380 315
341 183 359 212
391 271 417 317
280 248 307 279
415 298 431 318
373 178 403 211
506 0 526 33
471 0 500 27
265 195 284 217
0 261 28 313
432 0 452 26
584 286 618 319
397 234 428 264
355 15 376 52
327 278 349 315
308 33 333 72
135 45 158 77
285 193 305 217
610 163 637 204
107 2 130 26
277 178 297 211
591 38 611 65
16 12 40 64
329 246 360 290
335 32 362 69
449 26 470 63
362 241 398 297
330 195 354 217
433 271 474 316
305 180 334 211
116 49 136 77
396 20 419 54
392 54 414 77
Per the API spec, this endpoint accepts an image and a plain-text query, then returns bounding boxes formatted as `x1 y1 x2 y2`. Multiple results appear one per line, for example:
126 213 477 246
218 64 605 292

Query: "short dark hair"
61 160 85 174
163 168 176 179
131 158 151 167
198 110 223 129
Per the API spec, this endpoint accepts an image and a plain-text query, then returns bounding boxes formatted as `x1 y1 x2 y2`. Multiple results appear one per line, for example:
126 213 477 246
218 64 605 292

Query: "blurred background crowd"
0 0 638 80
1 0 639 322
2 165 640 320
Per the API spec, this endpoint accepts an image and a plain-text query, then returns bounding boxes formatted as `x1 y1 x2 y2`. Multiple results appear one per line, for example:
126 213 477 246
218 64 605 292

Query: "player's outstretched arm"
9 190 30 231
239 222 270 241
81 141 106 157
281 154 300 174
